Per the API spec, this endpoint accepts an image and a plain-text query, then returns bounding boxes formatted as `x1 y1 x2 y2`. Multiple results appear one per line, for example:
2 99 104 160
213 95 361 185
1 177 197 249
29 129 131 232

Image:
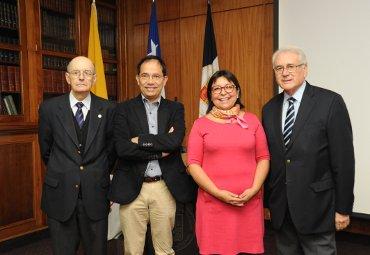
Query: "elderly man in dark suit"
38 56 116 255
109 55 196 255
262 46 355 255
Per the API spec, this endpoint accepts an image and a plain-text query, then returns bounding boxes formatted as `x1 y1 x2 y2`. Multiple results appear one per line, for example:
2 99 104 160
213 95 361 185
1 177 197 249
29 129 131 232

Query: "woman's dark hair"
206 70 245 113
136 55 167 76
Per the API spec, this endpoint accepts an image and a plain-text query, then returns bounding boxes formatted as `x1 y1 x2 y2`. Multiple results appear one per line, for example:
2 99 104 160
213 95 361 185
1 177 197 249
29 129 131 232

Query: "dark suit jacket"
38 93 116 222
109 95 196 204
262 83 354 234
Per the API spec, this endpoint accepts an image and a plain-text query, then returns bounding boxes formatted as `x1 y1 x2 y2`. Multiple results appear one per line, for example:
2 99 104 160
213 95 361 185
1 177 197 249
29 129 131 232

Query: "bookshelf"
0 0 19 45
40 0 76 54
39 0 77 99
96 0 118 100
0 0 126 242
0 0 21 116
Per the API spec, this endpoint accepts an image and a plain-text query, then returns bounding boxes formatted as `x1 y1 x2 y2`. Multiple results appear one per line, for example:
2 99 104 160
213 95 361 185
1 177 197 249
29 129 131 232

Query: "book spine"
7 66 15 92
3 95 13 115
7 94 18 115
14 66 20 92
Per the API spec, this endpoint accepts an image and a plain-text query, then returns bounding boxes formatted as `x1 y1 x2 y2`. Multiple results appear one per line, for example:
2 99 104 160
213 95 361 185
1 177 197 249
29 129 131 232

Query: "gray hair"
272 46 308 67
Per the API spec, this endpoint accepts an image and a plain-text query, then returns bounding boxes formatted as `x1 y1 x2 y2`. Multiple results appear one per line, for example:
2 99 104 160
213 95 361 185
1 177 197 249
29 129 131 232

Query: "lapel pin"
98 114 102 118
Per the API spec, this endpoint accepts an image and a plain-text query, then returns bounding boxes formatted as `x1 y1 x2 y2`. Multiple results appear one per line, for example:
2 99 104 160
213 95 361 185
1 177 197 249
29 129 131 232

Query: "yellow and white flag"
88 0 108 99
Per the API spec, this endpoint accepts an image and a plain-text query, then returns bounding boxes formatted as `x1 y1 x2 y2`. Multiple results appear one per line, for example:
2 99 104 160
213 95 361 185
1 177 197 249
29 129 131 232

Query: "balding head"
67 56 96 74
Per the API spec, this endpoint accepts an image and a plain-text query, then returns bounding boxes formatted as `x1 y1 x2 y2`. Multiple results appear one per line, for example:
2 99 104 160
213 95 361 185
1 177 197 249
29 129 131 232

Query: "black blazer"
109 95 196 204
38 93 116 222
262 83 354 234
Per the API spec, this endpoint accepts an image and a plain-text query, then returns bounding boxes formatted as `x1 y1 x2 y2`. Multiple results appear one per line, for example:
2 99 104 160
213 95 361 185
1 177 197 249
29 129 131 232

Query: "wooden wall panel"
125 0 274 142
159 20 181 101
180 15 206 140
180 0 273 17
214 4 272 116
0 142 34 226
0 134 43 242
134 0 179 25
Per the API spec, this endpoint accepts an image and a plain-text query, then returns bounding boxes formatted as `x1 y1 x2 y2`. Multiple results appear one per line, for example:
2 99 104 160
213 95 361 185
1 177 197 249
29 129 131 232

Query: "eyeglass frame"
68 70 95 78
138 73 166 83
273 63 306 74
211 84 236 94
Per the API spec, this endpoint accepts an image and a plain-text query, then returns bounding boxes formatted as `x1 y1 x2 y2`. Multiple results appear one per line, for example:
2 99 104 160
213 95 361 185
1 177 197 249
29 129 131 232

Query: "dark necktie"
283 97 296 147
75 102 84 128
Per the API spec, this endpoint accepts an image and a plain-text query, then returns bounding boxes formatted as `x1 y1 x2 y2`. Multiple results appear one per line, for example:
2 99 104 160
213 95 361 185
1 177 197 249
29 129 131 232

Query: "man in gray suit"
262 46 355 255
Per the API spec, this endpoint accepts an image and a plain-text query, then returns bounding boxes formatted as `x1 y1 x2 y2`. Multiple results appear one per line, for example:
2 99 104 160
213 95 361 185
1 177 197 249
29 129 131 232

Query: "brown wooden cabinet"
0 0 125 242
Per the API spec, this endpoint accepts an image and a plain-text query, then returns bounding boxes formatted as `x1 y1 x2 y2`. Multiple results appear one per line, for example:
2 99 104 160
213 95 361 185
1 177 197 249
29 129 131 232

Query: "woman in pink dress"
187 70 270 255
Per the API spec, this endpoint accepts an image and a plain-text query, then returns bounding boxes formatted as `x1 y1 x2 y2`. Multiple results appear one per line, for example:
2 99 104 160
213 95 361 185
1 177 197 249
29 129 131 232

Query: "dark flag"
199 1 219 116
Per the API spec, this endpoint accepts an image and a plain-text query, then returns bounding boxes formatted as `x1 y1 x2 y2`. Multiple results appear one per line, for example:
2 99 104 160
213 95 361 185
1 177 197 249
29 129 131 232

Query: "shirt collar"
69 92 91 110
284 81 306 103
141 94 161 106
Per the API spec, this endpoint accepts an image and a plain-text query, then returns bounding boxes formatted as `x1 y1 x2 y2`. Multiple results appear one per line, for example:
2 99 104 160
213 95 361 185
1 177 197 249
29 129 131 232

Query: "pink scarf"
210 104 248 129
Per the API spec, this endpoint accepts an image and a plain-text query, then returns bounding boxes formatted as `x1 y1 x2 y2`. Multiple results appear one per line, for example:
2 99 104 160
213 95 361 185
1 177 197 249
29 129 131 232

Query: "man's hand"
162 152 170 158
335 212 350 231
131 137 138 144
264 208 271 220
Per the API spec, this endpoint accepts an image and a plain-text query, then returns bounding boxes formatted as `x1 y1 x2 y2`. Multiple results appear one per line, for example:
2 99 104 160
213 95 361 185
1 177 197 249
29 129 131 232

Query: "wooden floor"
1 226 370 255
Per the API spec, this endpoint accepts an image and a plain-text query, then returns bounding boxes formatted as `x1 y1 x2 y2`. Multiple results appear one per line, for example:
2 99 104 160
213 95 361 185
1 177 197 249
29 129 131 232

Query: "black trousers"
48 199 108 255
275 211 336 255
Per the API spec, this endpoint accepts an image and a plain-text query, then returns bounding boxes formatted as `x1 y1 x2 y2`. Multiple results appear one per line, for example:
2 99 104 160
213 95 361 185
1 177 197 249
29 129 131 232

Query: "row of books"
99 24 116 56
97 5 116 26
106 74 117 96
104 63 117 75
42 10 76 41
42 40 76 53
0 33 18 45
40 0 74 16
99 0 116 6
0 94 18 115
43 56 70 71
0 65 21 92
43 69 69 94
0 49 19 65
0 1 18 30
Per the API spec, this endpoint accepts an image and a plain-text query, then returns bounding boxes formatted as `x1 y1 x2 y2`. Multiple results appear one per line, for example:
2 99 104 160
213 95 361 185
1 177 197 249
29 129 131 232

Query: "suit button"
286 159 291 164
80 166 84 170
75 184 79 188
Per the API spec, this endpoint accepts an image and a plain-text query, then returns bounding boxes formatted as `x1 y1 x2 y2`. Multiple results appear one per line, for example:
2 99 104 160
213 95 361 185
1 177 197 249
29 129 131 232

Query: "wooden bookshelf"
0 0 21 117
39 0 77 99
0 0 126 242
96 0 119 100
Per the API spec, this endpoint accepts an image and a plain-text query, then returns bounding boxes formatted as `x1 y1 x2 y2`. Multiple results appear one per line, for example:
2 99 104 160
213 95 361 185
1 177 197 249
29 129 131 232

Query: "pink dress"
187 113 270 255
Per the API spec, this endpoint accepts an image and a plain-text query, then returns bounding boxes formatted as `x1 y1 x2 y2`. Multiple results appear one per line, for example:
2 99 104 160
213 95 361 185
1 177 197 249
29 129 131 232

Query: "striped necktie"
75 102 84 128
283 97 296 147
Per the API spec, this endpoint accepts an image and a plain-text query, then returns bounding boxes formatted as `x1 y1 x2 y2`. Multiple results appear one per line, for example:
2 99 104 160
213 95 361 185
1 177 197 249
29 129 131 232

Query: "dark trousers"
275 211 336 255
48 199 108 255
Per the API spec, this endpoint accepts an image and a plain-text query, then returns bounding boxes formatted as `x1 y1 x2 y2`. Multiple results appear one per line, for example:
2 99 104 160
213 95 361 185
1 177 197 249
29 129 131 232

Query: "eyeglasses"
273 64 305 74
211 84 236 94
139 73 164 83
68 70 95 78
